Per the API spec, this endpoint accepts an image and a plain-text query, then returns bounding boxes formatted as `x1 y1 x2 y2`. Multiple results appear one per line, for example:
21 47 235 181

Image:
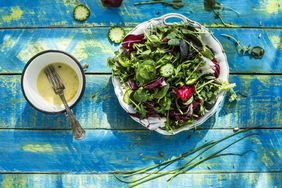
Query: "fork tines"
44 65 65 94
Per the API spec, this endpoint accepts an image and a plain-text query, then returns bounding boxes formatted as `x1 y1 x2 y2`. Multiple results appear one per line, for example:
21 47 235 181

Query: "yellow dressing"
37 63 79 105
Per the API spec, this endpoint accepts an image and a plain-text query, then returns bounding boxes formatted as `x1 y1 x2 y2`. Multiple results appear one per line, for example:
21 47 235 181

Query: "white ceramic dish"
112 13 229 135
21 50 86 114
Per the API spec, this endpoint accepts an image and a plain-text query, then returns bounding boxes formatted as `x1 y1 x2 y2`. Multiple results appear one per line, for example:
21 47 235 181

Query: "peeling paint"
259 0 282 14
55 38 73 51
1 35 18 50
2 7 23 22
22 144 54 153
265 0 282 14
261 151 274 167
17 40 49 63
269 35 282 50
72 39 113 61
1 175 14 188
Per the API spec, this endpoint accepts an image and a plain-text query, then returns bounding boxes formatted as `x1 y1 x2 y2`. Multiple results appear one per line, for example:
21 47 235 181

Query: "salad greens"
108 24 235 131
221 34 265 59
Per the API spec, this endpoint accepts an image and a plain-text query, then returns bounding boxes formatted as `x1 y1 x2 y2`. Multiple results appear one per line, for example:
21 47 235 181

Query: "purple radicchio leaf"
169 110 190 121
199 56 220 78
212 57 220 78
145 101 159 117
122 34 144 53
192 99 202 110
144 77 167 90
127 79 138 90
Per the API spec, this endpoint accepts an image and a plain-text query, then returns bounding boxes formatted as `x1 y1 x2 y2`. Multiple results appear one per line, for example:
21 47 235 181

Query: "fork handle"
59 94 85 140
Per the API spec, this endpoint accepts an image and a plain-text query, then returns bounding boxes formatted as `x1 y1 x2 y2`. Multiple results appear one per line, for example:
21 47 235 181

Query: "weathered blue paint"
0 0 281 27
0 0 281 186
0 75 281 129
0 173 281 188
0 28 281 73
0 129 281 173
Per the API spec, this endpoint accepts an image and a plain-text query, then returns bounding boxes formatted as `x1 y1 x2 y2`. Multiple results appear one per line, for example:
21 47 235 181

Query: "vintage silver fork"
44 65 85 140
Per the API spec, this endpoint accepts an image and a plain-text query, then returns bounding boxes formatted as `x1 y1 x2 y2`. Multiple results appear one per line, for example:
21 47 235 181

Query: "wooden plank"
0 129 281 173
0 173 281 188
0 0 281 27
0 75 281 130
0 28 281 74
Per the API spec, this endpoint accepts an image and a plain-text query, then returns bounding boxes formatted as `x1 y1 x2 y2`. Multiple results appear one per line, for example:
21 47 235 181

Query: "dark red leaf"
162 37 169 43
127 80 138 90
144 77 166 90
102 0 123 7
122 34 144 52
212 57 220 78
169 111 190 121
145 102 159 117
128 112 140 118
192 99 202 110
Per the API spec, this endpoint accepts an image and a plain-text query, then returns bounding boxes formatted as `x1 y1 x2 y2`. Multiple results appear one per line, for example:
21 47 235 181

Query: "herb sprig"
204 0 239 27
114 129 256 187
221 34 265 59
134 0 184 9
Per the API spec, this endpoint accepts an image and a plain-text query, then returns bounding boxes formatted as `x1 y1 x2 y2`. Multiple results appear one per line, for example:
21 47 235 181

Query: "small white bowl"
21 50 86 114
112 13 229 135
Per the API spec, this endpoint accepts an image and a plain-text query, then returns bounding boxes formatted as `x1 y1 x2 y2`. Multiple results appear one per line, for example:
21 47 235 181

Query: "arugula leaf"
201 47 214 60
138 104 147 119
228 89 238 102
154 97 172 113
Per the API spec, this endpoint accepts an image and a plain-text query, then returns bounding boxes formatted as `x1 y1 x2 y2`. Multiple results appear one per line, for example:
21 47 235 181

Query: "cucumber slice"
73 4 90 22
108 26 125 44
160 63 174 77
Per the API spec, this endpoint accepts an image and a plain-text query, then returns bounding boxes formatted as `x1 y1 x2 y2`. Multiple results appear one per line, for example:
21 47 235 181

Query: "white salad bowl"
21 50 86 114
112 13 229 135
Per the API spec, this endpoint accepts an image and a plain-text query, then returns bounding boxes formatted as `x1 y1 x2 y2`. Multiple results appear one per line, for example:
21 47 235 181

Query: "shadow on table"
14 102 71 130
99 77 217 168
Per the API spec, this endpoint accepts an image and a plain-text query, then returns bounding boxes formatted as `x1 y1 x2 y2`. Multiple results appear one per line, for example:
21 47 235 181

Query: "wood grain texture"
0 28 281 74
0 129 281 173
0 173 281 188
0 0 281 27
0 75 281 129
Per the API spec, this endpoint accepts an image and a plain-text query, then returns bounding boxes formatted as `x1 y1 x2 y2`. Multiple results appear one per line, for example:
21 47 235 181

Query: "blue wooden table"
0 0 281 187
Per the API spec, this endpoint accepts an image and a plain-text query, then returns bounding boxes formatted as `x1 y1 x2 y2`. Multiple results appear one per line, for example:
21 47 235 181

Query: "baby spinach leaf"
133 88 149 103
154 85 170 99
168 38 180 46
135 60 157 84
